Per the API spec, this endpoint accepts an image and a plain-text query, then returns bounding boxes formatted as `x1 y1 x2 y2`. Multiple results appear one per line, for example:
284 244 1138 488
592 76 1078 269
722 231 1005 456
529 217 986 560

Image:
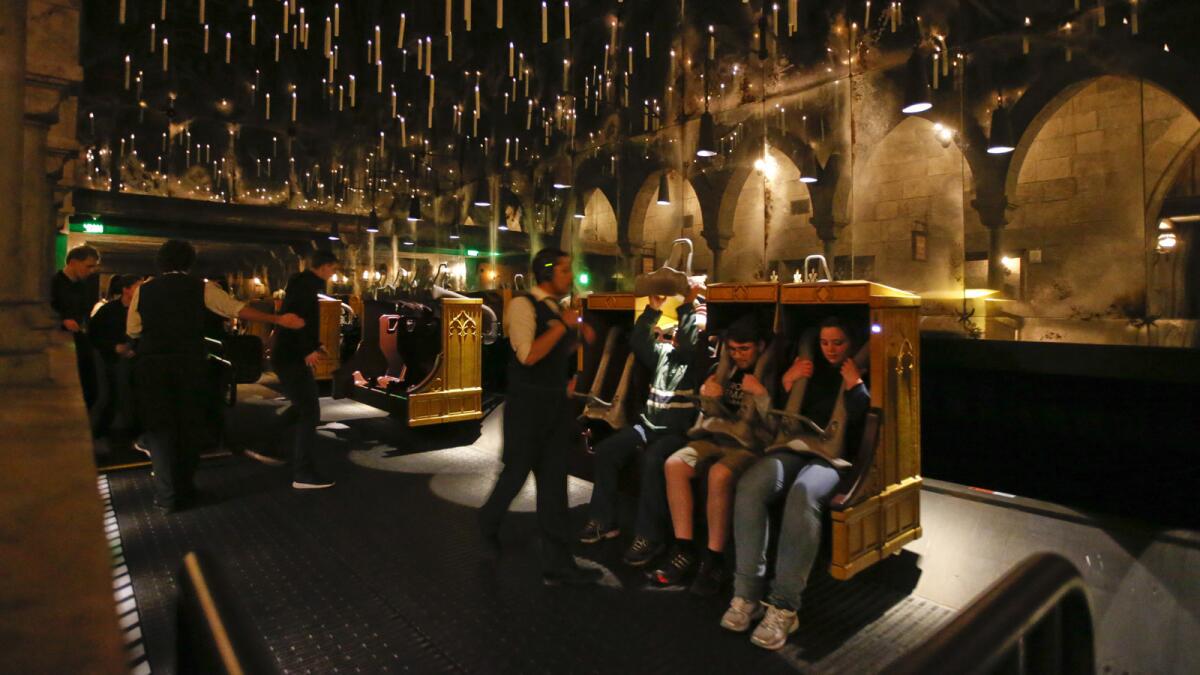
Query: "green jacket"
631 302 703 432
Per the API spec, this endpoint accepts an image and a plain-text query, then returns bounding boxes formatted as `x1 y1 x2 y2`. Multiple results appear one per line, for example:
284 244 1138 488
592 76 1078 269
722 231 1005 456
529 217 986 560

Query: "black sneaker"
622 536 665 567
650 544 697 586
577 519 620 544
689 557 730 596
543 564 603 586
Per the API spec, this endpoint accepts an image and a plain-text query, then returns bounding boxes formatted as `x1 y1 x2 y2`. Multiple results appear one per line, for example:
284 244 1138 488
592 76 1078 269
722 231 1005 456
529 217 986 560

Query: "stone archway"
627 169 714 276
850 115 969 301
714 144 818 282
1002 75 1200 341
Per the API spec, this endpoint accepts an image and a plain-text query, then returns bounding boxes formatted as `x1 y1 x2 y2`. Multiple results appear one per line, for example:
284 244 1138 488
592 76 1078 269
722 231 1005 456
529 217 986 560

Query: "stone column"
0 0 49 383
971 181 1011 292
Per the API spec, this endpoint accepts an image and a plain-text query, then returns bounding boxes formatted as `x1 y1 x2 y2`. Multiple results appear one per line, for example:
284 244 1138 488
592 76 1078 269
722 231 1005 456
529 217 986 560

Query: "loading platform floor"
101 386 1200 674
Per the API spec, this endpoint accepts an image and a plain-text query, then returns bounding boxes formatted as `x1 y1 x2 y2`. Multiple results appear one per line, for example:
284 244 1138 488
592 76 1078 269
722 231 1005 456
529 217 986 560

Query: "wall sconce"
1157 219 1177 253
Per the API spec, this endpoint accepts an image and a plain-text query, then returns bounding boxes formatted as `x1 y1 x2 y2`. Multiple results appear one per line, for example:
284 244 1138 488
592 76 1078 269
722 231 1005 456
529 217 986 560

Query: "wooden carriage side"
780 281 923 580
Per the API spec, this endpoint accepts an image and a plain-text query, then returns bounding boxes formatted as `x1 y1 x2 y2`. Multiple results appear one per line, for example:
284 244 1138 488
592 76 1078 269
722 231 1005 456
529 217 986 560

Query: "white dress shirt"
504 285 564 365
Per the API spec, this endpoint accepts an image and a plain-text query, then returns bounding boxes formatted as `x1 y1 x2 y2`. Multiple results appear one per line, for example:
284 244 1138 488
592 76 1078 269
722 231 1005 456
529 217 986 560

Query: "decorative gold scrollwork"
448 311 479 342
896 338 916 375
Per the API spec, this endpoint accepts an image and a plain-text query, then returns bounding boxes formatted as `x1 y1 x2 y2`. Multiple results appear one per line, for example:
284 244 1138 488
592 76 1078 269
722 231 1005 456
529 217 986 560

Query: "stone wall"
848 116 967 303
637 171 714 276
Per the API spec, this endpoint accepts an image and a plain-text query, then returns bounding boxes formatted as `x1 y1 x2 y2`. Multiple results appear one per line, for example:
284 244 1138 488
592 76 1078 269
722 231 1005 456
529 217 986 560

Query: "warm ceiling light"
987 103 1016 154
799 148 819 184
407 194 421 221
753 149 778 181
472 179 491 207
696 111 718 157
901 48 933 114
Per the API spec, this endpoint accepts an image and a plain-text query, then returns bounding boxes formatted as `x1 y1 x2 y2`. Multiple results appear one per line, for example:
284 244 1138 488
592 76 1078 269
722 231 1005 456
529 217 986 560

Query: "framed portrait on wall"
911 230 928 262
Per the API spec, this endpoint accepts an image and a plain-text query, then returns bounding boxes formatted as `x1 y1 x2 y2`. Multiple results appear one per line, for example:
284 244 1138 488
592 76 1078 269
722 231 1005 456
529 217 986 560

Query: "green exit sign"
81 221 104 234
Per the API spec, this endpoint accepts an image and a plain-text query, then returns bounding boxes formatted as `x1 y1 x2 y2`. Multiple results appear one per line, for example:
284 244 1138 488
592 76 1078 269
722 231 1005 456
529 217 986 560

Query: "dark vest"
506 293 575 397
137 273 207 357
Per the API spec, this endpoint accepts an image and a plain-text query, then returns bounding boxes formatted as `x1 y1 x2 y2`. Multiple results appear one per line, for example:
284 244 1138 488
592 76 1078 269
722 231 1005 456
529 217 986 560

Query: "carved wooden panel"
706 282 779 303
586 293 637 311
312 299 341 381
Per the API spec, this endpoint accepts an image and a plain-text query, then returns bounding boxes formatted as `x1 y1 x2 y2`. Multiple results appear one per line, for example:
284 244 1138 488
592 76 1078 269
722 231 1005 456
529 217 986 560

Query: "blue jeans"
733 452 841 610
587 424 688 543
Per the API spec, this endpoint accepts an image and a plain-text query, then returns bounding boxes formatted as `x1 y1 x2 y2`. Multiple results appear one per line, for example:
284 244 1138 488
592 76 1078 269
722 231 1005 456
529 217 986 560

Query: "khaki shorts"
669 439 758 477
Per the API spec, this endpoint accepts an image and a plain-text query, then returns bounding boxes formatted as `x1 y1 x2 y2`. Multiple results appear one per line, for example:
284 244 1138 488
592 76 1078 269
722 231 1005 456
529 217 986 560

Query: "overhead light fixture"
986 102 1016 154
901 49 933 114
366 208 379 233
696 111 718 157
799 148 819 184
328 222 341 241
574 191 587 219
407 194 421 221
552 159 572 189
657 172 671 205
753 146 778 181
401 235 415 247
449 223 462 240
472 179 491 207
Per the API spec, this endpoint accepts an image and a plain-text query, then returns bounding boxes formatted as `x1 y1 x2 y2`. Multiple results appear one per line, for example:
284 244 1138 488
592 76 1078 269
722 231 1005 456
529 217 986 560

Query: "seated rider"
577 282 705 570
651 314 775 595
721 316 870 651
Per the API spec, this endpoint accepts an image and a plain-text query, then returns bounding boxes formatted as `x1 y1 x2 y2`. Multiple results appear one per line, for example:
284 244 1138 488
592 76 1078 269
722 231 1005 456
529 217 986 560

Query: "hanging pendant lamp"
328 221 341 241
366 208 380 233
901 48 933 114
799 147 819 184
574 190 587 219
407 193 421 221
697 111 718 157
472 178 492 206
657 172 671 205
987 103 1016 154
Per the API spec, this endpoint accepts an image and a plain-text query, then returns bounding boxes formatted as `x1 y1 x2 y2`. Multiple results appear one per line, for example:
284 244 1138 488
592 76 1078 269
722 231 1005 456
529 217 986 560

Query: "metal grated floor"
106 395 955 674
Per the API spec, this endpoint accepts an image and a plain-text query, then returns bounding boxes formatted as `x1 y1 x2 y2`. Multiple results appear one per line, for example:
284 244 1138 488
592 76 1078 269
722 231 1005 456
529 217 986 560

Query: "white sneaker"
750 604 799 650
292 479 335 490
720 597 765 633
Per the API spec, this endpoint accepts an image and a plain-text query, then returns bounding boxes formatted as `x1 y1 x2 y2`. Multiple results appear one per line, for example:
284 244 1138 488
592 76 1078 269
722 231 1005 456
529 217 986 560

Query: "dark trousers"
135 355 209 507
588 424 689 543
273 360 321 482
480 394 575 571
74 333 98 408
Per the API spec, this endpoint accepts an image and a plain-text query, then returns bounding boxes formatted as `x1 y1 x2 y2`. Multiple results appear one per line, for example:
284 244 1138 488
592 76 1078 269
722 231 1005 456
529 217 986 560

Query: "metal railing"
885 553 1094 675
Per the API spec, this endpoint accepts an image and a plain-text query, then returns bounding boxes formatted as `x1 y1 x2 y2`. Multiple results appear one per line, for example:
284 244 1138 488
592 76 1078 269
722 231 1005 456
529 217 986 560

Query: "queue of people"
480 246 871 652
57 241 866 651
52 241 334 512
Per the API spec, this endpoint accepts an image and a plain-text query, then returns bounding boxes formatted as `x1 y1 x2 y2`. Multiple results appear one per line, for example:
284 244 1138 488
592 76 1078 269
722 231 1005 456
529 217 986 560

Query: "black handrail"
885 553 1094 675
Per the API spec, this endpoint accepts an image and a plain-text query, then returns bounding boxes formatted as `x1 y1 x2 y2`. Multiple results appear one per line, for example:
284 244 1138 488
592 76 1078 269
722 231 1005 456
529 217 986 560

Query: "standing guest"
577 282 705 571
266 250 340 489
722 317 870 650
127 240 304 513
51 245 101 407
479 247 602 586
87 275 140 440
